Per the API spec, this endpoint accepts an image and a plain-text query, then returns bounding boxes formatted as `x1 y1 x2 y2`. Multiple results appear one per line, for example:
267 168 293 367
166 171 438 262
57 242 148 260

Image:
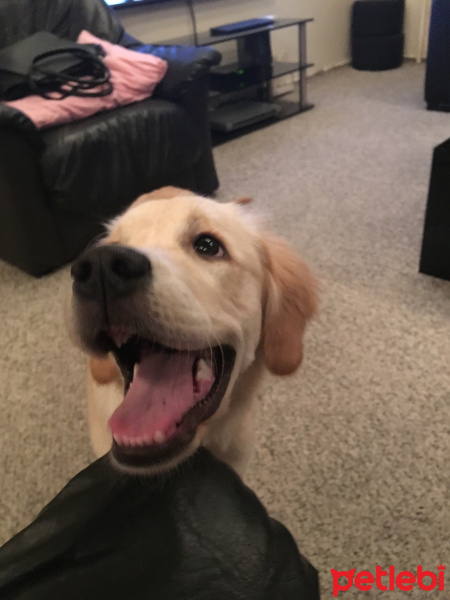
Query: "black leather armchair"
0 0 221 276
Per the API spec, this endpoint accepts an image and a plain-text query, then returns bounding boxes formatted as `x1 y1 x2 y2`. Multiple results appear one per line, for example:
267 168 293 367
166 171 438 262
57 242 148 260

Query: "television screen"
106 0 174 7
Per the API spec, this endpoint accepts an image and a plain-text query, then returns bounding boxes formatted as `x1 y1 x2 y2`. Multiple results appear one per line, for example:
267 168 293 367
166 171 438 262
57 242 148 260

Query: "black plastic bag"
0 31 112 100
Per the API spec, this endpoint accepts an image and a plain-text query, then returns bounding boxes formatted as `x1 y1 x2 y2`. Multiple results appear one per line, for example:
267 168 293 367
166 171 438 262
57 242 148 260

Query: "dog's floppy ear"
260 234 318 375
90 356 122 385
130 186 197 209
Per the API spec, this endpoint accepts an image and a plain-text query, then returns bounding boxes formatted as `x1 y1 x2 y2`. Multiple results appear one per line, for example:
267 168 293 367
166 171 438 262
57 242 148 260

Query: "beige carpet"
1 61 449 599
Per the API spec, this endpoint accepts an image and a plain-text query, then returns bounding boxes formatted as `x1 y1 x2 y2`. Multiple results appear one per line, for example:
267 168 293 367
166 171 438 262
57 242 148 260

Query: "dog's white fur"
70 187 318 475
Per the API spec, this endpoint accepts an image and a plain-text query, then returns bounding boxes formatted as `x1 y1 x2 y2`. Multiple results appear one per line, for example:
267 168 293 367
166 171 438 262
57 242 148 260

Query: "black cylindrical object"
351 0 405 71
419 138 450 281
425 0 450 111
352 33 404 70
351 0 405 36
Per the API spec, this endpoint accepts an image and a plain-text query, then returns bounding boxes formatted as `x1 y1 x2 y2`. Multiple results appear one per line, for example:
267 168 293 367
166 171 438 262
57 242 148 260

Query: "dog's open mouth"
95 329 236 469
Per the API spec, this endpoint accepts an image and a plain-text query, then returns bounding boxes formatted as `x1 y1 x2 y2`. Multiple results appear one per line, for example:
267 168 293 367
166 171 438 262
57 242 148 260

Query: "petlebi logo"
330 564 446 597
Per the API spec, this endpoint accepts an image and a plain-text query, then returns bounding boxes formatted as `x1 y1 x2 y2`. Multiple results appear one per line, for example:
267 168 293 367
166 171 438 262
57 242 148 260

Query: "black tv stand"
163 18 314 143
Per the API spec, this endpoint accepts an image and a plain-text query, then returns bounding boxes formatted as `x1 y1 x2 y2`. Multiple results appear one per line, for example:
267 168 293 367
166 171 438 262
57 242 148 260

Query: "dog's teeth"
137 436 151 446
114 433 162 447
153 430 166 444
196 358 213 382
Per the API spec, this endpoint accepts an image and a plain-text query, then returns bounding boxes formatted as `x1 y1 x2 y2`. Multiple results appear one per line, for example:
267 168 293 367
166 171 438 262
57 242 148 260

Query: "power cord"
185 0 199 46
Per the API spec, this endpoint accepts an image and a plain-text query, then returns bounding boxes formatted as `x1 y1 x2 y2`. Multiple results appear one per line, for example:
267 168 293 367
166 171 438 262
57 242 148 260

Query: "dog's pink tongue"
109 349 213 443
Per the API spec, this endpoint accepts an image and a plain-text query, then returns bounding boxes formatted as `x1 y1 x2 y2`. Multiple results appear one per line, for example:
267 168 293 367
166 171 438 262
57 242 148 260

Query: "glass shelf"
161 18 313 47
211 80 313 145
165 17 315 142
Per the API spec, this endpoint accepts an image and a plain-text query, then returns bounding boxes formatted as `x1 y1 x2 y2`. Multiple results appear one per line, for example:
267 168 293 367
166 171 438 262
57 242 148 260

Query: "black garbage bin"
351 0 405 71
419 138 450 282
425 0 450 111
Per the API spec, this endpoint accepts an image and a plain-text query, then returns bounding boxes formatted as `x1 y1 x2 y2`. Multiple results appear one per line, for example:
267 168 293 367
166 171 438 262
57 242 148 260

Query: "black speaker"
425 0 450 111
352 33 404 70
419 138 450 281
237 31 272 80
351 0 405 37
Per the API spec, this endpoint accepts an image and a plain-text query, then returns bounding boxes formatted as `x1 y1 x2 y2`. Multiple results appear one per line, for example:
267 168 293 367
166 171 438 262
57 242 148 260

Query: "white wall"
404 0 431 60
278 0 354 72
116 0 431 73
117 0 354 75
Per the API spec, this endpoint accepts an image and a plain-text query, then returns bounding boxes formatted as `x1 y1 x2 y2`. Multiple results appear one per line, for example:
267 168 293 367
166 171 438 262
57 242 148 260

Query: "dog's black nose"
71 245 151 300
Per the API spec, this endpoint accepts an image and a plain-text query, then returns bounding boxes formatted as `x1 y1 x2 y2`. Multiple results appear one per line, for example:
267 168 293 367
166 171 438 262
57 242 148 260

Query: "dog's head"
69 187 318 472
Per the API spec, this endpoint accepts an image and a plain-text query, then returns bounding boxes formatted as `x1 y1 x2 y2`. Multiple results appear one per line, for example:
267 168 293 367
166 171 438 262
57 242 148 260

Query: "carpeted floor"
1 61 449 598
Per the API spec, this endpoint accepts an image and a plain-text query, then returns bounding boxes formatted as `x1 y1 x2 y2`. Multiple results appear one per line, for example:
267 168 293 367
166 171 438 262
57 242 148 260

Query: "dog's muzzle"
71 245 151 302
70 244 237 473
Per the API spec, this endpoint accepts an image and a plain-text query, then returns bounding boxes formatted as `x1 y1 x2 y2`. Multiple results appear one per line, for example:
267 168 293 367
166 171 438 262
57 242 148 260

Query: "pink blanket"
5 31 168 128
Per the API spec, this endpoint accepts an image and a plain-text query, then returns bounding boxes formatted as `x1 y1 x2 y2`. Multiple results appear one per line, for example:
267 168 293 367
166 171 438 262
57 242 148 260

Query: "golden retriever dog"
69 187 318 476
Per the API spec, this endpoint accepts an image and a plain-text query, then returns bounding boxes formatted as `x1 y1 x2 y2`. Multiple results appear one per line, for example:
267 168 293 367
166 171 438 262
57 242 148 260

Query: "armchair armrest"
0 103 42 149
125 41 221 102
140 44 221 100
0 109 65 275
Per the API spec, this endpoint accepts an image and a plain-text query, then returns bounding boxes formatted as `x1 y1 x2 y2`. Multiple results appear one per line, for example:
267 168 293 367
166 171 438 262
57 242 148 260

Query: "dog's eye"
193 234 226 258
